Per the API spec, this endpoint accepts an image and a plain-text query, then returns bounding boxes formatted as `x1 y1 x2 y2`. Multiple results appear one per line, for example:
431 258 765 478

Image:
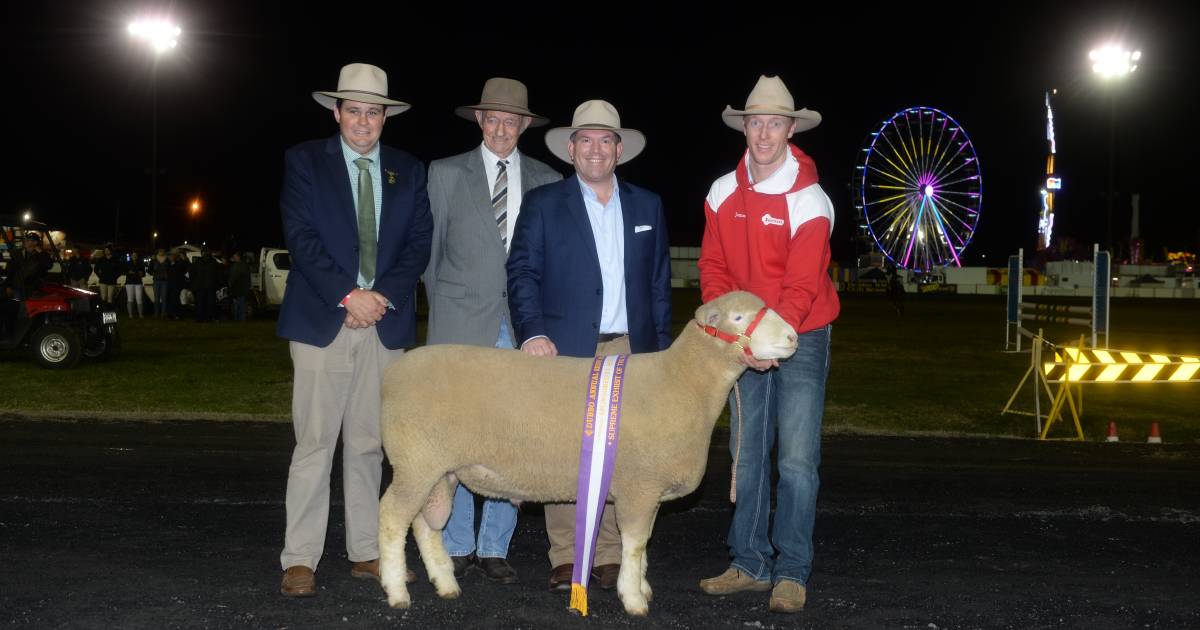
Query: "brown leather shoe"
280 565 316 597
591 564 620 591
548 563 573 591
351 559 416 584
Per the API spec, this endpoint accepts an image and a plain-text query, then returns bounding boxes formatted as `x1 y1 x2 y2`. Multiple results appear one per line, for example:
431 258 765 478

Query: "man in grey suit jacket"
423 77 561 584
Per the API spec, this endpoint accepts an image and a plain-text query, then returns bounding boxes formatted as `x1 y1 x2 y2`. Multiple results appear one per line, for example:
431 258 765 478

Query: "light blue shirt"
577 176 628 335
340 138 383 289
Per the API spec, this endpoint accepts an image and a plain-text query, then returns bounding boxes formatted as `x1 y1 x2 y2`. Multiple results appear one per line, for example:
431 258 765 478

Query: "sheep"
377 290 798 616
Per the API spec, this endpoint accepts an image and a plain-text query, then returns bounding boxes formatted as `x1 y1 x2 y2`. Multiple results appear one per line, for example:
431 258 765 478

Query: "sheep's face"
696 291 798 360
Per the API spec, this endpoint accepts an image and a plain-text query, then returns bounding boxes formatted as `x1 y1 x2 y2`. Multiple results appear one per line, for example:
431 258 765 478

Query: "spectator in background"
124 251 145 318
190 246 219 322
149 249 170 318
167 249 189 320
94 248 119 305
66 250 92 290
228 251 251 322
12 232 51 299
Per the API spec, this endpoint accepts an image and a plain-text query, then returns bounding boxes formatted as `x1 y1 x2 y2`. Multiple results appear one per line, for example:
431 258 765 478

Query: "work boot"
698 567 771 595
769 580 807 613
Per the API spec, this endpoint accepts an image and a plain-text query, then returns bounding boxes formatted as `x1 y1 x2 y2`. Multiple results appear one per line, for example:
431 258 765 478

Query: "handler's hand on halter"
739 353 778 372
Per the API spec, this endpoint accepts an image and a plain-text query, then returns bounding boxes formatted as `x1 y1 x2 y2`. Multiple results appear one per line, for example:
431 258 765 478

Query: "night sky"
4 1 1197 265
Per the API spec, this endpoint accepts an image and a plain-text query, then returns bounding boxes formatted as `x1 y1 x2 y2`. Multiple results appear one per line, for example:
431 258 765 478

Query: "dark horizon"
4 1 1197 266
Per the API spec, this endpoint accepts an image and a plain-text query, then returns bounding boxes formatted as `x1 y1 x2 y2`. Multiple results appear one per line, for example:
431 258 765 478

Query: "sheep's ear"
696 303 723 327
705 309 722 326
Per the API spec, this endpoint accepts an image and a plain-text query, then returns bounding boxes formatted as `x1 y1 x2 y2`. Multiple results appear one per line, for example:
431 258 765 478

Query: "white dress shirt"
578 175 628 335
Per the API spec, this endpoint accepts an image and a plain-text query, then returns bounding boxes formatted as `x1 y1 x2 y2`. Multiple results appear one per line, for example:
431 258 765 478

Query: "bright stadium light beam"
128 18 181 53
1089 44 1141 79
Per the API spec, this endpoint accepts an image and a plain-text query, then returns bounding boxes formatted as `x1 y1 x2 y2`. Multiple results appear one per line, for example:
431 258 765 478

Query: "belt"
597 332 627 343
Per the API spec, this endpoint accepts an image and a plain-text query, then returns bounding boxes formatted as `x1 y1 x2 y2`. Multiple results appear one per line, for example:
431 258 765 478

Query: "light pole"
128 18 181 249
1089 44 1141 253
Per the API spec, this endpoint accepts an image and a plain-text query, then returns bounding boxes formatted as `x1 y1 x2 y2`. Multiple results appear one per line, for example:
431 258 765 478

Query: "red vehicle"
1 218 119 368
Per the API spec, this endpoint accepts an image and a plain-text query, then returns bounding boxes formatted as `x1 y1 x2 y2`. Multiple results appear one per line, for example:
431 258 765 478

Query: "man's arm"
698 198 737 303
774 188 836 330
280 146 359 308
649 195 674 351
507 189 551 351
370 158 433 314
421 160 449 301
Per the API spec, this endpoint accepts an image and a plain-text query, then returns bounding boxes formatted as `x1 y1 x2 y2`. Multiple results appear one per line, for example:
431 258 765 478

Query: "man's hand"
344 312 371 329
521 337 558 357
344 288 387 324
738 352 778 372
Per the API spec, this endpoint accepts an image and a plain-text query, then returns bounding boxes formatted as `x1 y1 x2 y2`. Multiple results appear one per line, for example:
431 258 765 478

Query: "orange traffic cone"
1147 422 1163 444
1105 422 1120 442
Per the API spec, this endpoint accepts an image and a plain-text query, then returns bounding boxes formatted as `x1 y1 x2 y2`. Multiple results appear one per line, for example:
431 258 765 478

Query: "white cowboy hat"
313 63 410 117
721 75 821 132
545 100 646 165
455 77 549 127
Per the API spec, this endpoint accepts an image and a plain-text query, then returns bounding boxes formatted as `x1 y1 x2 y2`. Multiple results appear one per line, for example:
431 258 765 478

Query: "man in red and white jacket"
697 75 839 614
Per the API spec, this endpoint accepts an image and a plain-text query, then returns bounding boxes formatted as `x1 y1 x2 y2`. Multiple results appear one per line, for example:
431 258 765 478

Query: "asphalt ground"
1 417 1197 629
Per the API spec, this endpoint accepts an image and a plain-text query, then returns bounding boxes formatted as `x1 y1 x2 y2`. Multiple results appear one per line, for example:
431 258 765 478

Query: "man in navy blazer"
277 63 431 598
507 100 672 591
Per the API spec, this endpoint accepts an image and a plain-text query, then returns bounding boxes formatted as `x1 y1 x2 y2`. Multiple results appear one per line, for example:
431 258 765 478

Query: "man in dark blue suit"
507 99 672 592
277 63 431 598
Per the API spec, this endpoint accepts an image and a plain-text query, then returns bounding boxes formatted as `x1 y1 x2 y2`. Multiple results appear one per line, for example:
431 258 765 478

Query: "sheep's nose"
786 334 796 344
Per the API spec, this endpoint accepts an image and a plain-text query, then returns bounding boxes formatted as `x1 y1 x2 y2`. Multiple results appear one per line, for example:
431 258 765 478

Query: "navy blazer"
277 135 432 349
507 175 672 358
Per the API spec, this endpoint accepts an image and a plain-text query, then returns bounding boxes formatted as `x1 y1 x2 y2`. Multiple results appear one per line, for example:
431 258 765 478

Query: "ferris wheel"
855 106 982 271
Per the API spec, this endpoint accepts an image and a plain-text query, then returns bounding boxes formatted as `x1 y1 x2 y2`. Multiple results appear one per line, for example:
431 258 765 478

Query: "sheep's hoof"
436 585 462 600
620 593 650 617
386 593 411 609
641 582 653 602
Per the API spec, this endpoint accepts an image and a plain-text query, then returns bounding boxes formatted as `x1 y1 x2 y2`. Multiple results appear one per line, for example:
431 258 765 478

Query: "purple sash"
569 354 627 616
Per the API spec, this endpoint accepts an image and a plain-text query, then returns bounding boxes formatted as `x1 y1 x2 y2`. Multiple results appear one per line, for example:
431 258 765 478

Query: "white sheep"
377 291 798 615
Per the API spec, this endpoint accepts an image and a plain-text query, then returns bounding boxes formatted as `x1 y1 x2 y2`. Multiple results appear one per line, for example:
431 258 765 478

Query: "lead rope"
730 381 743 503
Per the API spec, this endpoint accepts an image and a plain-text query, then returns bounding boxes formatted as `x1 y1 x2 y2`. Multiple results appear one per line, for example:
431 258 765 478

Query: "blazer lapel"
466 150 507 254
565 175 601 271
324 135 357 231
618 178 637 279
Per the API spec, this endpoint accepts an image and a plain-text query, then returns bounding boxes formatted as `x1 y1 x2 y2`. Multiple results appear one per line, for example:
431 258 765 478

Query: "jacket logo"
734 212 746 219
761 213 785 227
385 169 397 185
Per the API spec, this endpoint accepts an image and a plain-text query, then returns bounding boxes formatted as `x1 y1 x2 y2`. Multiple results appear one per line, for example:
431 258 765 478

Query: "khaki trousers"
280 325 405 571
545 334 631 568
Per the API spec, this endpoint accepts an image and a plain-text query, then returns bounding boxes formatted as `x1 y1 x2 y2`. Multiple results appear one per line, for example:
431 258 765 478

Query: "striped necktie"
493 160 508 250
353 157 376 285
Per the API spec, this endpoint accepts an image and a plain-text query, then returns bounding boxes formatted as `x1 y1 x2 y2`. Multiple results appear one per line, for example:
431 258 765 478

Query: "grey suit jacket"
423 147 562 346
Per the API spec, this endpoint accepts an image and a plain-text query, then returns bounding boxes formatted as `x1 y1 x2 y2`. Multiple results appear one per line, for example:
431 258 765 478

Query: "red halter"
696 307 769 356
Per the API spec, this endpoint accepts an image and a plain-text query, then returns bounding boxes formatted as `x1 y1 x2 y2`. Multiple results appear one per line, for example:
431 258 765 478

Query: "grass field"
3 290 1198 442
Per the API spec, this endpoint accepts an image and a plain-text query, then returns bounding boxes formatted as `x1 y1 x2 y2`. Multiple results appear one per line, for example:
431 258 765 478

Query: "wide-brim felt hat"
455 77 548 127
545 100 645 165
722 75 821 132
313 63 410 117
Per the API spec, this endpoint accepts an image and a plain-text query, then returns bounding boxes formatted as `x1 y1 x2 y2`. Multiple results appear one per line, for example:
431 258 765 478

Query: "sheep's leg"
639 506 659 602
379 481 417 609
614 496 659 616
413 506 460 600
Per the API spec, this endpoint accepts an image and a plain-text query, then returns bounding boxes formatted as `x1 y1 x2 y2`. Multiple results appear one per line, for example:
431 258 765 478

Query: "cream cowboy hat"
721 75 821 132
455 77 549 127
545 100 646 165
312 63 411 117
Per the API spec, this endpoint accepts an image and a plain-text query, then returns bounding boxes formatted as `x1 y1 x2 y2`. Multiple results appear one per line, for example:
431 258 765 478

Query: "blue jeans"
442 319 518 558
726 325 831 586
153 281 169 317
232 296 246 321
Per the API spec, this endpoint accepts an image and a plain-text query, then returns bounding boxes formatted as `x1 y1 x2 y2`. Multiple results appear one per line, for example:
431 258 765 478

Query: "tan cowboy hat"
722 75 821 132
455 77 549 127
312 63 411 117
545 100 646 165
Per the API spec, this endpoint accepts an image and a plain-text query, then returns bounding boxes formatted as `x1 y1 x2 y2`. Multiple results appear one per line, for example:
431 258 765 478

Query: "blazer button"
501 291 506 298
595 289 602 295
592 322 599 329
